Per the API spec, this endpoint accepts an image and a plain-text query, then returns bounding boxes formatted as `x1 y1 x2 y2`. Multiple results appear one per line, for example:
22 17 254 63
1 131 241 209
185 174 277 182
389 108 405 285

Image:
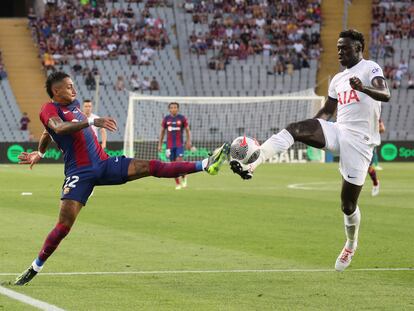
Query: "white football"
230 136 261 164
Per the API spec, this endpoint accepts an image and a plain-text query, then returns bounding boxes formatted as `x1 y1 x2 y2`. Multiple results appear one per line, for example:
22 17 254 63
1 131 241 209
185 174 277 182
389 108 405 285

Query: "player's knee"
285 122 301 139
341 200 357 215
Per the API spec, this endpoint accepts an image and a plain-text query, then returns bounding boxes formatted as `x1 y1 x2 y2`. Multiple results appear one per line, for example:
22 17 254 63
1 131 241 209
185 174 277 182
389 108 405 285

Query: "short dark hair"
45 71 70 98
83 99 92 103
168 102 179 108
339 29 365 52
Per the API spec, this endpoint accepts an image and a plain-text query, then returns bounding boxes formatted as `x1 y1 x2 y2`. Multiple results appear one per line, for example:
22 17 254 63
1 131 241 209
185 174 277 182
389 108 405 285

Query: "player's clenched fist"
349 76 364 91
94 117 118 132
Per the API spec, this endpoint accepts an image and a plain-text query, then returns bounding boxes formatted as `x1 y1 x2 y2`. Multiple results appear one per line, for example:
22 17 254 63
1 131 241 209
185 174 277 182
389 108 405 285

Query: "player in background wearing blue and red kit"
158 102 191 190
14 72 230 285
368 119 385 196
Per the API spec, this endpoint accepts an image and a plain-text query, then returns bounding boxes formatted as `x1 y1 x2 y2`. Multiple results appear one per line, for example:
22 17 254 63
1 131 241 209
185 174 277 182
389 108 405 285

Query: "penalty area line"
1 267 413 277
0 285 65 311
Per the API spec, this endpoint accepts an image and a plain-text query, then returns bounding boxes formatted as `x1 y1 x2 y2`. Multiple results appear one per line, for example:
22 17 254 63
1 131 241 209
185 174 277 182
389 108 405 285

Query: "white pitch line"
0 285 65 311
0 267 413 277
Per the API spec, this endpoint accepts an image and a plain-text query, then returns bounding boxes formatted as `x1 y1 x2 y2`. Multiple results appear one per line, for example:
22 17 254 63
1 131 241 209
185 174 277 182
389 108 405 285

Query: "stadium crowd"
370 0 414 89
184 0 322 73
28 0 169 91
30 0 169 62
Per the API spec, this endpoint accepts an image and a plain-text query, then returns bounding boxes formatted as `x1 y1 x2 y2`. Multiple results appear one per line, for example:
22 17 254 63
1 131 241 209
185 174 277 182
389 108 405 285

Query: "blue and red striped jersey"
162 114 188 149
40 100 109 174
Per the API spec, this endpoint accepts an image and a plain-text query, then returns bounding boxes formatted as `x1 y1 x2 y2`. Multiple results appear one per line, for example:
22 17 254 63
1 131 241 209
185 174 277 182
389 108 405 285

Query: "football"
230 136 261 164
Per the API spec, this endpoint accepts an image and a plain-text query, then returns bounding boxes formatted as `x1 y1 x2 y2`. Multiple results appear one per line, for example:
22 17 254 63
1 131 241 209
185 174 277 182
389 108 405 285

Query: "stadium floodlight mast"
124 93 325 162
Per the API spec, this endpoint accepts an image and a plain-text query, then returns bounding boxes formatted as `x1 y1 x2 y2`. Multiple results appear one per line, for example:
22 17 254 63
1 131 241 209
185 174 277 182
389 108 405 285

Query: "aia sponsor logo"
337 90 360 105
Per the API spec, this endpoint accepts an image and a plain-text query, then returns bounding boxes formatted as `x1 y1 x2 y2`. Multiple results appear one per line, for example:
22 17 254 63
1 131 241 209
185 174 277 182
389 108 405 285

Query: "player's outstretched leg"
15 200 81 285
128 143 230 180
335 180 362 272
231 119 325 179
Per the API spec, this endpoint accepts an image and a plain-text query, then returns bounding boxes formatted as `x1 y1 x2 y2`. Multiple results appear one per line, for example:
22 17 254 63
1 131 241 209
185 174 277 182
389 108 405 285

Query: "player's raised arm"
18 130 51 169
314 96 338 120
47 116 117 135
349 76 391 102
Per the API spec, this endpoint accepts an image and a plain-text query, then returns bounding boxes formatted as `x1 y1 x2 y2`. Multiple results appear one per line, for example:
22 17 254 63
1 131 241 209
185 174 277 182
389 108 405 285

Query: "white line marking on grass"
0 285 65 311
288 182 336 191
1 267 413 277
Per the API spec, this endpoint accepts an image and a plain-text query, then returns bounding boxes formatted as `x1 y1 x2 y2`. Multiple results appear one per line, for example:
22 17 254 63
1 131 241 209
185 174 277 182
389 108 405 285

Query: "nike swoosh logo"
63 111 70 114
347 175 356 178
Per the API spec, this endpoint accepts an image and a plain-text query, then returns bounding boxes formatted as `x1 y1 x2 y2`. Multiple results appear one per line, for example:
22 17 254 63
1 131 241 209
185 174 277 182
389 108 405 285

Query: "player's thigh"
286 118 326 148
338 135 373 186
58 199 83 227
169 147 177 161
61 171 95 206
316 119 340 153
127 158 151 180
176 147 184 160
96 156 138 184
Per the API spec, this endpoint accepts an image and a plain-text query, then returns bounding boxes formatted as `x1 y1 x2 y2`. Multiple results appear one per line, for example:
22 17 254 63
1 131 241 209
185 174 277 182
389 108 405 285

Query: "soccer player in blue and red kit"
158 102 191 190
14 72 230 285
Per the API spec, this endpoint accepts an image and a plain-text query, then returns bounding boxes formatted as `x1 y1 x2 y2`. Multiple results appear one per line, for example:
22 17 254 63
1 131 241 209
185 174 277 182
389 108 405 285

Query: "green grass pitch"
1 163 413 310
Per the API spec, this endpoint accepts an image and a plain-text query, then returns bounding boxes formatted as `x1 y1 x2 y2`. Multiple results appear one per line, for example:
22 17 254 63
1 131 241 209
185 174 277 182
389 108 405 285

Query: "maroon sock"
368 167 378 186
38 223 71 262
149 160 200 178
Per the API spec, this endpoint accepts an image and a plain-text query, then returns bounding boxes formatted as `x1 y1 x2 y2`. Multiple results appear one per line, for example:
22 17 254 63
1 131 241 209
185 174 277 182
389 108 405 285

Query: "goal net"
124 93 325 163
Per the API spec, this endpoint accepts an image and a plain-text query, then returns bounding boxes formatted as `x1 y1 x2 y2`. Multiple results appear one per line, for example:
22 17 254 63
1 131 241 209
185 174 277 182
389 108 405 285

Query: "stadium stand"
178 0 321 96
370 0 414 140
17 0 321 141
27 0 184 140
10 1 412 143
0 49 29 141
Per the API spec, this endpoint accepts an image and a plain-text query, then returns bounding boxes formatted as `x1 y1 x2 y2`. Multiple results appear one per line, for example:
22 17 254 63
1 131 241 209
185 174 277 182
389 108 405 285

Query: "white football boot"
335 241 357 272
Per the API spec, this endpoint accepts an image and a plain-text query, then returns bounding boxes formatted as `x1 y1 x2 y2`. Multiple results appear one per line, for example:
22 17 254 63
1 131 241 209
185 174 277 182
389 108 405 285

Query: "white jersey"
87 113 100 138
328 59 384 146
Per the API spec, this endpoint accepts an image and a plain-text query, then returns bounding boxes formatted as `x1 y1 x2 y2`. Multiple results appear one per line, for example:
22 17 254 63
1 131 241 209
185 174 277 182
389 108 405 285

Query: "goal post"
124 93 325 163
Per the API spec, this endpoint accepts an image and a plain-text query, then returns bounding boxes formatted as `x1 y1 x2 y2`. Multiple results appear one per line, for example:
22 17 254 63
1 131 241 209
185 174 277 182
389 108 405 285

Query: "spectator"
20 112 31 131
150 76 160 91
130 73 140 91
139 51 151 65
130 52 138 65
72 61 83 75
0 64 7 80
85 71 96 90
408 75 414 90
141 76 151 90
115 75 125 91
42 52 55 71
27 7 37 26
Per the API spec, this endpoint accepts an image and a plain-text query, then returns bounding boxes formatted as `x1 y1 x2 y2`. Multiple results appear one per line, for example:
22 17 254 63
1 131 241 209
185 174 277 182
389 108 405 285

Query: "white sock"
201 158 208 170
250 129 295 171
344 206 361 250
32 259 43 273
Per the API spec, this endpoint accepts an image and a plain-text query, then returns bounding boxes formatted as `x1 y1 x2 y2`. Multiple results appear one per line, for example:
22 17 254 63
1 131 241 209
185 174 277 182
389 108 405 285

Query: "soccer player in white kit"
82 99 107 149
230 30 391 271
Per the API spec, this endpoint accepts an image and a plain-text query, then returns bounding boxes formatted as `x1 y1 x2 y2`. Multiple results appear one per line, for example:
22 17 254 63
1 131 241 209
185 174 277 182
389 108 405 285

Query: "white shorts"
318 119 374 186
